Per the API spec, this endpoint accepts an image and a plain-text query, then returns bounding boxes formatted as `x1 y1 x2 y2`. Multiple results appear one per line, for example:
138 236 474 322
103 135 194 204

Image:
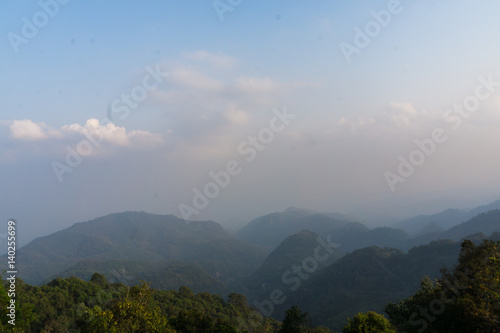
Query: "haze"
1 0 500 246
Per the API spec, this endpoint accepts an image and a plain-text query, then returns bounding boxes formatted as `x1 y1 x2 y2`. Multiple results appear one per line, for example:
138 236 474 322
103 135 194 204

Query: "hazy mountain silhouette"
236 208 411 251
6 211 268 288
243 230 343 300
394 199 500 235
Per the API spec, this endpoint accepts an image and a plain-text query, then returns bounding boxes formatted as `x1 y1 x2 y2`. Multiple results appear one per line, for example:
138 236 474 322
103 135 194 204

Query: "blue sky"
2 0 500 246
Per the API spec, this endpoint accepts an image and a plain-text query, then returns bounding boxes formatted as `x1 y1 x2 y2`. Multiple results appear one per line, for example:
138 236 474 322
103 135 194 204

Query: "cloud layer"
2 50 500 248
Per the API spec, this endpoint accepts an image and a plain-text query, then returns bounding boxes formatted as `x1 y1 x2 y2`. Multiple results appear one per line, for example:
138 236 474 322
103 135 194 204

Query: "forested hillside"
4 212 268 291
2 208 500 330
0 273 328 332
1 239 498 332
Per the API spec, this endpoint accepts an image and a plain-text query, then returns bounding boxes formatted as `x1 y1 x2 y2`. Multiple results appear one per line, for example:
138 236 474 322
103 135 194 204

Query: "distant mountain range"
237 207 411 251
240 208 500 330
282 239 463 331
242 230 343 301
7 212 267 292
393 199 500 235
4 201 500 330
408 209 500 248
236 203 500 252
299 230 500 331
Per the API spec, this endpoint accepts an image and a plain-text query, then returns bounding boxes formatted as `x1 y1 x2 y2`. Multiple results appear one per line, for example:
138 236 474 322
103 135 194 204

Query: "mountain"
394 208 471 236
284 207 355 222
6 211 268 289
416 221 444 236
468 199 500 215
442 209 500 241
188 238 270 290
236 209 353 248
272 226 500 331
407 209 500 249
236 209 411 251
243 230 343 300
394 199 500 235
53 260 230 295
4 206 499 331
279 239 463 331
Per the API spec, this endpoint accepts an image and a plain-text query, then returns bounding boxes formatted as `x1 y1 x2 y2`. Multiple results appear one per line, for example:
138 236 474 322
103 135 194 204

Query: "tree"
227 292 248 313
82 281 171 332
385 240 500 333
90 273 108 288
342 311 395 333
280 305 312 333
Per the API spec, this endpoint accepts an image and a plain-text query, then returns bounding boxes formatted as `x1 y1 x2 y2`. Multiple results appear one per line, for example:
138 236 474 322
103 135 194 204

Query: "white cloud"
127 129 164 148
169 67 224 92
10 119 62 141
63 119 128 146
389 102 418 116
148 63 302 148
61 118 163 148
225 107 249 125
7 118 163 152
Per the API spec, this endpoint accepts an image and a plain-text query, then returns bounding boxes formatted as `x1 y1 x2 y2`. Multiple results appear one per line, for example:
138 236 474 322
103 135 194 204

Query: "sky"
1 0 500 246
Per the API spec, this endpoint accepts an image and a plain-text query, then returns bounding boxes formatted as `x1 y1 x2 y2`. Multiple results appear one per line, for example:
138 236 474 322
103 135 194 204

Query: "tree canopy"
385 240 500 333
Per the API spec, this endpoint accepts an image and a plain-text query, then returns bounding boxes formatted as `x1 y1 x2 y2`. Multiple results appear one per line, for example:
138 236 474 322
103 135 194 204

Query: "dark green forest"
1 239 498 332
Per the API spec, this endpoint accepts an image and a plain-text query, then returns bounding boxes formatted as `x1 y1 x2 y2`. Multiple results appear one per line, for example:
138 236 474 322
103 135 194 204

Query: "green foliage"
90 272 108 287
3 210 499 331
279 306 312 333
80 283 170 332
342 311 395 333
278 239 463 331
0 274 331 332
385 240 500 333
